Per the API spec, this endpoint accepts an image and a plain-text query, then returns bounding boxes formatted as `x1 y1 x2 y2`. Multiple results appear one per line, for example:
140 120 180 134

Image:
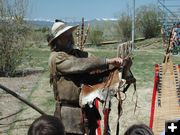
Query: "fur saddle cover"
79 56 136 107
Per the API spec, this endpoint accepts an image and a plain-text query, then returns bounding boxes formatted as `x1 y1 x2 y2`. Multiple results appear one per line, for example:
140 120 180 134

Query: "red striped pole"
149 64 159 129
95 99 101 135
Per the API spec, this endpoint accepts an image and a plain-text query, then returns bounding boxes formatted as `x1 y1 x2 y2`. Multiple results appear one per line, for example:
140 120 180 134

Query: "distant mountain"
26 18 118 28
26 19 53 28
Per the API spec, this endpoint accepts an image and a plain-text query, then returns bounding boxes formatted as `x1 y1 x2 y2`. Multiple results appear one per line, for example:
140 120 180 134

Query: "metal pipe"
132 0 135 49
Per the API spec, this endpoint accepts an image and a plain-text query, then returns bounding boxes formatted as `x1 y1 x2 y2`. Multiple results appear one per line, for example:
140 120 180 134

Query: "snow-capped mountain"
26 18 118 28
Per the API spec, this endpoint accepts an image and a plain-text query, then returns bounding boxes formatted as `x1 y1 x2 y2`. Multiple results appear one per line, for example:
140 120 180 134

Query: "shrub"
136 4 161 39
0 0 29 76
115 12 132 42
88 27 103 45
0 19 30 76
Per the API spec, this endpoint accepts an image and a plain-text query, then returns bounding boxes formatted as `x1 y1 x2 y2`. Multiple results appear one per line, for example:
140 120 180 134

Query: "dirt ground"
0 70 153 135
0 73 42 135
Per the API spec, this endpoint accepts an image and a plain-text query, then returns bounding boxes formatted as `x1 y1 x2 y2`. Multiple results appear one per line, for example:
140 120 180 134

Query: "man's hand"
106 57 123 67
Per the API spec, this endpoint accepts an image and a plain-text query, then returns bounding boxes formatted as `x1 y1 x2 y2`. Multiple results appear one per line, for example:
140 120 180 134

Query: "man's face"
57 31 72 46
177 24 180 28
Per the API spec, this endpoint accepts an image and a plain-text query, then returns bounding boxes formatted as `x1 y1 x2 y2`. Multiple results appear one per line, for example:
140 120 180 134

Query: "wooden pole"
0 84 46 115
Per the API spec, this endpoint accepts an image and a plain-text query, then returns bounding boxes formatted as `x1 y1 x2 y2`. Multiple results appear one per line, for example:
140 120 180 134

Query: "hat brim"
48 25 79 45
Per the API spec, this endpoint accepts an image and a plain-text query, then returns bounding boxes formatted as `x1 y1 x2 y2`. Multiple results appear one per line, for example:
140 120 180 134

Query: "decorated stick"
83 23 90 47
76 26 80 48
167 24 175 54
161 27 166 48
80 17 84 51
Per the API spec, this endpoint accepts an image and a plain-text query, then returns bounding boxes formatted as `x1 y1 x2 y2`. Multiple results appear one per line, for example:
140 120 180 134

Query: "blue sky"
27 0 157 21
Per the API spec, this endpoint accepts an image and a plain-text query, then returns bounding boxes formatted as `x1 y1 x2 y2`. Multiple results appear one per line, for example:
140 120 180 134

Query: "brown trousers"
54 102 84 134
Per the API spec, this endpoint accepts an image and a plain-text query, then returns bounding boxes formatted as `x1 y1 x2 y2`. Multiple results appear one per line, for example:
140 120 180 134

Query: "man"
48 20 123 135
28 115 65 135
124 124 154 135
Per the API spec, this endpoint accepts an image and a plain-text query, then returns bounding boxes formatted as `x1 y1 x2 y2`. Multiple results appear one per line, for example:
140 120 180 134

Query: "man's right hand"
106 57 123 67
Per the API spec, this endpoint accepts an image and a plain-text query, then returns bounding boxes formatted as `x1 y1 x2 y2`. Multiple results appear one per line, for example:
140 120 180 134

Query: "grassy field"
24 39 180 88
10 38 180 135
21 40 180 112
22 47 50 70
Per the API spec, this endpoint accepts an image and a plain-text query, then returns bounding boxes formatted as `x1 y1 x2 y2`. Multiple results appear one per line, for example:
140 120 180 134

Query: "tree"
116 12 132 42
88 25 104 45
136 4 161 39
0 0 29 76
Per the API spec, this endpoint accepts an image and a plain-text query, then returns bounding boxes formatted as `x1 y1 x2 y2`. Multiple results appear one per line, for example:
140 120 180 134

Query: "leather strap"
115 91 123 135
60 100 80 108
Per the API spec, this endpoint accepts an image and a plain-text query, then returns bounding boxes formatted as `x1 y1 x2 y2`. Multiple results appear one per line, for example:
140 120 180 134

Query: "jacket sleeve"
51 52 108 75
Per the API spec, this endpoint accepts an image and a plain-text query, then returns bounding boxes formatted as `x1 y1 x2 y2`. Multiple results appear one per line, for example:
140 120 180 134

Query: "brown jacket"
48 50 108 134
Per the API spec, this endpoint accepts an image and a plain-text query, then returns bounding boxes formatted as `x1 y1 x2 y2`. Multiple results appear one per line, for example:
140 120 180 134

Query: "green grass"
132 49 164 87
42 96 55 109
89 50 117 58
90 48 180 88
23 41 180 88
90 49 163 87
23 47 50 70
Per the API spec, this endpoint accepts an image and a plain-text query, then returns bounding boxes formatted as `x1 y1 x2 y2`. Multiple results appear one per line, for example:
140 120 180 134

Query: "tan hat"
48 21 78 44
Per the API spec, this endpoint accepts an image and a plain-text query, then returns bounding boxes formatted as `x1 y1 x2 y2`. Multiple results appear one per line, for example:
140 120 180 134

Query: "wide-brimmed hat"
48 21 79 45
